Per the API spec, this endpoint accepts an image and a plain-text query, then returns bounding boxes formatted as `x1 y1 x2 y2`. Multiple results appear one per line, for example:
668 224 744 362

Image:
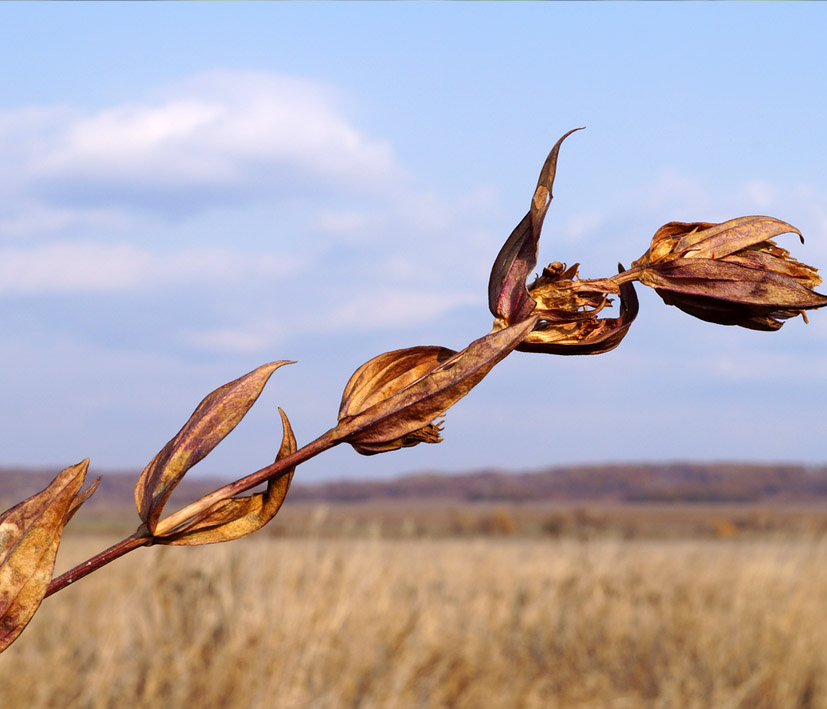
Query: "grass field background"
1 504 826 708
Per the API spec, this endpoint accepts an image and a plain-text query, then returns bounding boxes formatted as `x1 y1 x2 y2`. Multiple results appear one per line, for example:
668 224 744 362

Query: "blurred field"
2 505 827 709
59 498 827 540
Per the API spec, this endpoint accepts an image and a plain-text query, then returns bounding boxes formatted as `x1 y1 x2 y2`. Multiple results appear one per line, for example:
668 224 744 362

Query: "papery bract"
488 128 584 326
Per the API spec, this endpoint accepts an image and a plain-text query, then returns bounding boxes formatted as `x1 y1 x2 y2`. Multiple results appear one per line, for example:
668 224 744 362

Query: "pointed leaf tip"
489 128 584 324
135 360 293 532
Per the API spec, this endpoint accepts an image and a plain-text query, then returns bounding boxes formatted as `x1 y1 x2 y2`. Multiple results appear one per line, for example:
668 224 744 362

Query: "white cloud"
0 70 401 226
184 288 480 356
185 322 287 355
328 289 478 331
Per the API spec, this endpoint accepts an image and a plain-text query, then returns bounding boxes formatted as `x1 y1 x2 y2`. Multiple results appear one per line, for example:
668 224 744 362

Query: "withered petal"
518 264 638 355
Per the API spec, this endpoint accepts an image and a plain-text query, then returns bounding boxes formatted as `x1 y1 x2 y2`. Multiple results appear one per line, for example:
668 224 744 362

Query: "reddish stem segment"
46 533 151 597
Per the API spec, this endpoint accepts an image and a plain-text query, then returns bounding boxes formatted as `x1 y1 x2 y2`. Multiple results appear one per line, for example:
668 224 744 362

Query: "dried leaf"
0 460 96 653
156 408 297 545
488 128 584 324
335 317 537 455
135 361 292 532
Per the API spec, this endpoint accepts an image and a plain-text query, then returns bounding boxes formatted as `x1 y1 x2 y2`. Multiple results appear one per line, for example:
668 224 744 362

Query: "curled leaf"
488 128 584 325
135 361 292 532
0 460 98 653
155 408 297 545
335 317 538 455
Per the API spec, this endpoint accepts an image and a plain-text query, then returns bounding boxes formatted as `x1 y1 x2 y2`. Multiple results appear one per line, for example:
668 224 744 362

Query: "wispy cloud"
0 240 306 296
0 70 401 230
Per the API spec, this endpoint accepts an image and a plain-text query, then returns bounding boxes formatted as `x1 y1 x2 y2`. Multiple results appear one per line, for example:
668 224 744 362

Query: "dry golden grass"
2 530 826 708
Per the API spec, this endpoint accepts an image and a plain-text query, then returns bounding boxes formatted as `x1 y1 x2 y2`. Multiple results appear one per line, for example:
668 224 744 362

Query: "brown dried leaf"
335 317 538 455
0 460 95 653
156 408 297 545
488 128 583 324
135 361 292 532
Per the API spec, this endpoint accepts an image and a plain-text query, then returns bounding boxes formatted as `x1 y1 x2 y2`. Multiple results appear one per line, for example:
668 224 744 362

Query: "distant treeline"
3 462 827 507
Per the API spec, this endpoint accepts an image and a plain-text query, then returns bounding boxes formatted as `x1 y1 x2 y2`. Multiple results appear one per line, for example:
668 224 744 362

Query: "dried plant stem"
45 429 341 598
608 267 644 286
46 534 150 598
5 134 825 658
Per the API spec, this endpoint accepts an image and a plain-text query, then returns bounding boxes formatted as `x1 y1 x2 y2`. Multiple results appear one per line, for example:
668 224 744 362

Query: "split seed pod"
631 216 827 330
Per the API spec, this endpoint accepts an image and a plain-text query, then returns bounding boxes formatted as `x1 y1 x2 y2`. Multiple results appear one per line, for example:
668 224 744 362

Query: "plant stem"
45 429 341 598
608 266 644 285
46 533 151 598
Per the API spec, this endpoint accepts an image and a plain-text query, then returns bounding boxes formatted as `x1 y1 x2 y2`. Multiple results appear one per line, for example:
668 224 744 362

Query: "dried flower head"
519 263 639 354
630 216 827 330
488 128 637 353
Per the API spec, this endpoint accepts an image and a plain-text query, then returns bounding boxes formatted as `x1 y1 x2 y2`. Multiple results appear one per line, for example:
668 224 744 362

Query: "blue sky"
1 3 826 482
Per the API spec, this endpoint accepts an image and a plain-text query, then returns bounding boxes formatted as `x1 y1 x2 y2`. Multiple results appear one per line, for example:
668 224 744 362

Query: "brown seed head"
632 216 827 330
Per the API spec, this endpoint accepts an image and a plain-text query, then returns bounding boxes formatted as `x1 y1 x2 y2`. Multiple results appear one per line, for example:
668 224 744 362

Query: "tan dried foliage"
0 461 98 652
